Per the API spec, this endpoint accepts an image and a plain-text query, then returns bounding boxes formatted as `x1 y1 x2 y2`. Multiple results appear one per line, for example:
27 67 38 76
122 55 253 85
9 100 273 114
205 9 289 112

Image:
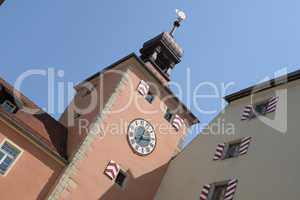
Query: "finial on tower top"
170 9 187 37
140 10 186 80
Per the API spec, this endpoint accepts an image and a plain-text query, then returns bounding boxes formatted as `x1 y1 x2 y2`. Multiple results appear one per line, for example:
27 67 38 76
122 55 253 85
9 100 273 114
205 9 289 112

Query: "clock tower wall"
53 55 197 200
59 57 132 159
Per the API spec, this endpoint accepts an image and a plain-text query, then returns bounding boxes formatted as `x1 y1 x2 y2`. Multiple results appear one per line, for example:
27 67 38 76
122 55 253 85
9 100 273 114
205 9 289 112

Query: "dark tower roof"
139 10 187 81
140 32 184 80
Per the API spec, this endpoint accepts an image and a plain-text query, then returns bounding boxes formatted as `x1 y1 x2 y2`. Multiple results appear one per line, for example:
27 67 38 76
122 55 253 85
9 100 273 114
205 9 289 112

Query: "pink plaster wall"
59 57 194 200
0 120 65 200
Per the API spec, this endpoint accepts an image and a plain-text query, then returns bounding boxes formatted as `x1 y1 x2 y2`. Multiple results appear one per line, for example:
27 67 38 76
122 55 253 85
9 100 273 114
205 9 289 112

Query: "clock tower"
48 11 199 200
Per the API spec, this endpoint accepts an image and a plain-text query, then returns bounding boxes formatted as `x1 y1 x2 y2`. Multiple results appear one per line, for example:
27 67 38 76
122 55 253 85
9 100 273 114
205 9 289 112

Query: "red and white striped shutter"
223 178 238 200
241 105 253 120
104 160 120 180
239 137 252 155
137 80 150 96
199 184 211 200
213 143 226 160
266 96 279 113
172 114 185 131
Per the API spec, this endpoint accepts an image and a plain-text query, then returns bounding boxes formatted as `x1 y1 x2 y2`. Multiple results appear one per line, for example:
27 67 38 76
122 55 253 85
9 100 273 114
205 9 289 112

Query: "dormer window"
0 84 21 114
1 100 16 113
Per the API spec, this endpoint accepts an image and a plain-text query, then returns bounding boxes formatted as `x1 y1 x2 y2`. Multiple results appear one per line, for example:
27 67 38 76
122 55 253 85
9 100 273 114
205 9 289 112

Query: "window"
224 142 241 159
104 160 128 189
145 92 155 103
200 179 238 200
0 141 21 175
82 86 96 97
137 80 155 104
74 112 81 119
1 100 16 113
213 137 252 161
115 170 127 188
83 89 92 97
211 183 227 200
241 97 279 120
254 100 269 116
164 109 173 122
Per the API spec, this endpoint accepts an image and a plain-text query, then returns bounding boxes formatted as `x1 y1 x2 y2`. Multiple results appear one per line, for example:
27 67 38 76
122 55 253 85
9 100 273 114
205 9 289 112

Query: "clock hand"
141 133 150 142
140 129 146 140
138 130 145 143
142 138 150 142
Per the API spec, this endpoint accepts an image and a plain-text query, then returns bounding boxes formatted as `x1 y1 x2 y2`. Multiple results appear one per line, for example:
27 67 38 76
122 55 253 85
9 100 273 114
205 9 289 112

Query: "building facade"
0 30 199 200
0 79 68 200
155 71 300 200
3 19 300 200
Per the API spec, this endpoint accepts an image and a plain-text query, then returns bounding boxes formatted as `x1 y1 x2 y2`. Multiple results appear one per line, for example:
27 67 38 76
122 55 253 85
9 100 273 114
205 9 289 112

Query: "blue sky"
1 0 300 145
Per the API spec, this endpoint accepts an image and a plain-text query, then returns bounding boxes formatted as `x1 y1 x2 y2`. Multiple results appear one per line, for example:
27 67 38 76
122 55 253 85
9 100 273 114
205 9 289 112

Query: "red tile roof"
0 78 68 160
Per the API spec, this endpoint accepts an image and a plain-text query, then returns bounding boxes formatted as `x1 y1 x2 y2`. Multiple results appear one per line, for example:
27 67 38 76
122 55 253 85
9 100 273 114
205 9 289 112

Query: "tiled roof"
0 78 68 160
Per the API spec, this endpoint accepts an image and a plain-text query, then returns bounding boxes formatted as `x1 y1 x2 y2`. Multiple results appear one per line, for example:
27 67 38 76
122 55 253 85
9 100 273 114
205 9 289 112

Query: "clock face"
127 119 156 156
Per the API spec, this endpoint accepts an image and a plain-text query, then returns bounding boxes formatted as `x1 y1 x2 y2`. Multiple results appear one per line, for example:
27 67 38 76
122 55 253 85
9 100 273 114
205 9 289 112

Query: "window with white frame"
0 140 21 175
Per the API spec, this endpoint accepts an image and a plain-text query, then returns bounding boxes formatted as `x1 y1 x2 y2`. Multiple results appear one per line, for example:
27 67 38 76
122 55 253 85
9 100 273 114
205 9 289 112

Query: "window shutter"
137 80 150 96
239 137 252 155
223 178 238 200
241 105 253 120
199 184 211 200
213 143 225 160
104 160 120 180
171 114 184 131
266 96 279 113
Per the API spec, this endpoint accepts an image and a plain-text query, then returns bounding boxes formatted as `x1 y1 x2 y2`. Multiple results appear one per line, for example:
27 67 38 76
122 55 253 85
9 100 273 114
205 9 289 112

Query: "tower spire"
170 9 187 37
140 10 186 82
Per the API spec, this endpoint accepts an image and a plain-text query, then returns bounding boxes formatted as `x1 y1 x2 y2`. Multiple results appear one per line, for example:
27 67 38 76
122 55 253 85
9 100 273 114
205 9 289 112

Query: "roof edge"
225 69 300 103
